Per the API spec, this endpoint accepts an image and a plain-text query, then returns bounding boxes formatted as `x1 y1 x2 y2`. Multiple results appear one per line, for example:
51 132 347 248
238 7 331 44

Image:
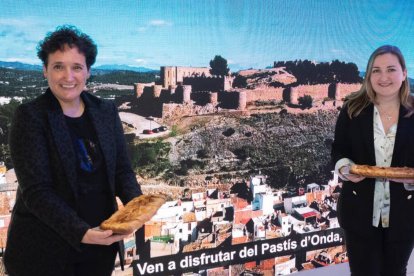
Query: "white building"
180 201 195 213
284 195 306 214
250 175 268 198
206 198 231 218
252 193 274 215
278 213 293 236
252 217 266 240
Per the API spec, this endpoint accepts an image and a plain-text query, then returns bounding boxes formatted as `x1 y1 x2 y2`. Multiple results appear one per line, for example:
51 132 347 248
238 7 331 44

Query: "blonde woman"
332 45 414 276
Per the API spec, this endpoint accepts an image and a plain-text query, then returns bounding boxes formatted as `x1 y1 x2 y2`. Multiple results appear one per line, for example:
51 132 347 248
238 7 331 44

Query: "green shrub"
169 125 179 137
298 95 313 109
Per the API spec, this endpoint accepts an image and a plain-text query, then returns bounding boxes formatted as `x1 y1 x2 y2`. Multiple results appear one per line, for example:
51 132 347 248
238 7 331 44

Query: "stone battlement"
184 75 231 80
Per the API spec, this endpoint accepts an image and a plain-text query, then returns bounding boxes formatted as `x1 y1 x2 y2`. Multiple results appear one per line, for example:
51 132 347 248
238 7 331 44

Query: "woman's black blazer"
332 103 414 240
4 89 142 273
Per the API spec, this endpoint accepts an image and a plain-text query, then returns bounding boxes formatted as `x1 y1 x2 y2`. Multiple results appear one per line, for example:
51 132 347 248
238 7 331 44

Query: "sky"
1 0 414 75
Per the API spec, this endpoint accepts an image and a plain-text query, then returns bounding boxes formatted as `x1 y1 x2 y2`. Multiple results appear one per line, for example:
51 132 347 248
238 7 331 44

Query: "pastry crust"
100 194 166 234
350 165 414 179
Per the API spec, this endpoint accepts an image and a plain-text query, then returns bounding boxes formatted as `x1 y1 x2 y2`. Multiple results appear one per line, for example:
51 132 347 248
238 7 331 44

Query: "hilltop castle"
133 65 361 118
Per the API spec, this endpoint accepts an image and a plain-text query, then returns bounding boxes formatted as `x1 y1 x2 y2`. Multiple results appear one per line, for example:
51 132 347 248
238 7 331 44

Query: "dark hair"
37 25 97 69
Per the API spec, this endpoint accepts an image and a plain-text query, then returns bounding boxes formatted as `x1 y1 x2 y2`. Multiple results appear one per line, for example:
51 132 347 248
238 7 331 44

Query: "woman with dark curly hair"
4 25 142 276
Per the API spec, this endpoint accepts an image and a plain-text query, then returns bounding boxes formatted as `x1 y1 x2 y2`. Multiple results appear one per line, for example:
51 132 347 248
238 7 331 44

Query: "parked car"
143 129 153 134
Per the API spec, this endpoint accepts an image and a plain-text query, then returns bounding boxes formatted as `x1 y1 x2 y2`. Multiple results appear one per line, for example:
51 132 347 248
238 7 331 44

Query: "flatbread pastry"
350 165 414 179
100 194 166 234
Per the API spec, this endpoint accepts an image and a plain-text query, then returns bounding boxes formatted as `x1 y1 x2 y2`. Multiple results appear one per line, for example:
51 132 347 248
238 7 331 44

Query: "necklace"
384 114 392 121
376 104 398 122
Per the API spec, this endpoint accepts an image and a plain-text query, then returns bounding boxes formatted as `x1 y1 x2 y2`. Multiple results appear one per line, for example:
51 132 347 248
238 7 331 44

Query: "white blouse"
372 105 395 227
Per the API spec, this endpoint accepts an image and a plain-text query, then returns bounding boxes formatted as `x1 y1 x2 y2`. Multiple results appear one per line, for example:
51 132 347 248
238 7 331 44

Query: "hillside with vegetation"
131 110 338 190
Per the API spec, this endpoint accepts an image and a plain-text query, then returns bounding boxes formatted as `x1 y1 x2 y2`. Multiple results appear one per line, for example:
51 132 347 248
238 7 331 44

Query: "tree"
232 75 247 88
0 99 23 130
298 95 313 109
209 55 230 76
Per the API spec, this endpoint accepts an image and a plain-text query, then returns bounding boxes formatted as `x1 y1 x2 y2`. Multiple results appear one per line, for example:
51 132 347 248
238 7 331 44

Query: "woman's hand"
81 228 134 245
339 165 366 183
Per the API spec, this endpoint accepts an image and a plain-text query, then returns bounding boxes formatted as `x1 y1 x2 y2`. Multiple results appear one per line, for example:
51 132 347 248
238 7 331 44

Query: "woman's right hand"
339 165 366 183
81 228 133 245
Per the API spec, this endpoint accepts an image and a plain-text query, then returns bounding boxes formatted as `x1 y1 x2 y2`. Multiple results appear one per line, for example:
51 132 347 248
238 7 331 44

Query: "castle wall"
334 83 361 100
182 85 192 103
138 66 362 118
134 82 154 97
141 86 157 99
238 91 247 110
183 76 226 92
245 87 284 102
218 91 242 109
191 91 213 105
289 83 361 104
153 85 163 98
174 85 192 104
290 84 330 104
189 90 245 110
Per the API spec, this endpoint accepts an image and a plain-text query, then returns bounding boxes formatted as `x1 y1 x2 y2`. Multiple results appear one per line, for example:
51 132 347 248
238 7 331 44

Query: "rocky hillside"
163 109 339 189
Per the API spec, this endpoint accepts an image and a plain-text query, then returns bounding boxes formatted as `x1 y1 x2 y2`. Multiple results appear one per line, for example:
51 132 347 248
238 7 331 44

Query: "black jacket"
332 103 414 240
4 89 142 275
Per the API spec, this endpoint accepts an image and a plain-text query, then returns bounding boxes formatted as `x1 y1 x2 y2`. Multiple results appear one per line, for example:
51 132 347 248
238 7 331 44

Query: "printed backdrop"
1 1 414 275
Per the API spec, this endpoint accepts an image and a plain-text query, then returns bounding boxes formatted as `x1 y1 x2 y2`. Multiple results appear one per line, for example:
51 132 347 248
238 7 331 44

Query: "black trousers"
345 227 414 276
69 243 118 276
4 243 117 276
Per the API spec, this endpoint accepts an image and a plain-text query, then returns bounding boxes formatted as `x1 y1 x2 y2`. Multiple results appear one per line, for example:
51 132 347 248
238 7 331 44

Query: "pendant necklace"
377 105 398 121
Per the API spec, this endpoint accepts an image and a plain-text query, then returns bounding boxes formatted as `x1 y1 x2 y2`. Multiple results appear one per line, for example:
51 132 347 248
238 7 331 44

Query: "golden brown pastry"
100 194 166 234
350 165 414 179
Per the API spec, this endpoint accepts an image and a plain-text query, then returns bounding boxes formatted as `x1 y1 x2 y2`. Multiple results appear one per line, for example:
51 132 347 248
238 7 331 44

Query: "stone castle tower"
160 66 211 87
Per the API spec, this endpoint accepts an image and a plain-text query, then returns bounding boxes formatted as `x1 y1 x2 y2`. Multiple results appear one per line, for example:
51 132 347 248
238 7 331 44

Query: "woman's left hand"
81 228 134 245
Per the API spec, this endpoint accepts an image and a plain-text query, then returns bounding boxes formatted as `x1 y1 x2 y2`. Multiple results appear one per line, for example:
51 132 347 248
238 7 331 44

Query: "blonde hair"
346 45 413 118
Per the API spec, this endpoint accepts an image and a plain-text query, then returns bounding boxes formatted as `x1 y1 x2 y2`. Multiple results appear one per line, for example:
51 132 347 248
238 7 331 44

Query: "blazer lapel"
392 106 409 167
47 109 79 197
358 104 376 165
